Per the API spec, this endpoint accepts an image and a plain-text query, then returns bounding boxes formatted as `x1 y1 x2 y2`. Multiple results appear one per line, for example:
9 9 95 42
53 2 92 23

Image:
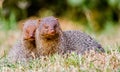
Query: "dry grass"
0 20 120 72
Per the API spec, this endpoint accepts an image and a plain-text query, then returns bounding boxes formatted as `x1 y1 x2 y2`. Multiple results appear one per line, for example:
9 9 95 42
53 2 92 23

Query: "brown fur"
35 16 65 56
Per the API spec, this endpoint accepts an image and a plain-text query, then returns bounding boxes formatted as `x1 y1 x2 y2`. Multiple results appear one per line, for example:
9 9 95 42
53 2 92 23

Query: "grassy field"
0 19 120 72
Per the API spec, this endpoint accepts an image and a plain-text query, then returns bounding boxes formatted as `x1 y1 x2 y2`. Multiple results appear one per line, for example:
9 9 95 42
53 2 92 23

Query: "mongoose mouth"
41 33 59 40
24 37 35 41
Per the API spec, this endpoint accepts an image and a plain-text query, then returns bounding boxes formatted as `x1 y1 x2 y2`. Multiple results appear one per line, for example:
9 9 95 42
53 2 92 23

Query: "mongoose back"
63 31 105 54
8 19 39 62
36 16 104 56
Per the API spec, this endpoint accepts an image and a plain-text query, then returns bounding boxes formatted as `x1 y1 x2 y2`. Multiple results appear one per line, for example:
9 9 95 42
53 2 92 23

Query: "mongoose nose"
49 29 55 35
30 34 34 38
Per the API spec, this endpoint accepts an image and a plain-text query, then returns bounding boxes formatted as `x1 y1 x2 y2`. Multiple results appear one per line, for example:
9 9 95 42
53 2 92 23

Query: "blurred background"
0 0 120 57
1 0 120 31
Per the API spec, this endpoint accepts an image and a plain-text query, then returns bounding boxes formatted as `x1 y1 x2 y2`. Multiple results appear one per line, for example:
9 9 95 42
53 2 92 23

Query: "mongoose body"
35 16 104 56
8 19 38 62
63 31 105 54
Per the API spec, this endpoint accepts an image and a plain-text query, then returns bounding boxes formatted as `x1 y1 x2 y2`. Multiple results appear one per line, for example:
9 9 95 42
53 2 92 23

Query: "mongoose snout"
43 24 56 35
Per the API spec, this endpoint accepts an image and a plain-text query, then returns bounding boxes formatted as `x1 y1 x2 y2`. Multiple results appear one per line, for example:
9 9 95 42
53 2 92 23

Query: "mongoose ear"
22 20 26 26
55 18 58 20
22 23 25 31
36 19 41 28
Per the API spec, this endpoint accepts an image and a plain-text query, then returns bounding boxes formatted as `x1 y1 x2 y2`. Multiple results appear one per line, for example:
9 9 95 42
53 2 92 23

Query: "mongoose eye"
54 24 57 28
33 29 36 33
26 29 29 34
44 24 49 29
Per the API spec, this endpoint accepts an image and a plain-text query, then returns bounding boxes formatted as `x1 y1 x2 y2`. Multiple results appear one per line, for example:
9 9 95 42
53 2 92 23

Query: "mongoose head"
23 19 39 41
38 16 62 40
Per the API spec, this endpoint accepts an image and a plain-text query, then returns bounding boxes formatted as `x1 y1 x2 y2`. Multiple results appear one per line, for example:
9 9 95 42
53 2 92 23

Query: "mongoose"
35 16 104 56
8 19 39 62
35 16 65 56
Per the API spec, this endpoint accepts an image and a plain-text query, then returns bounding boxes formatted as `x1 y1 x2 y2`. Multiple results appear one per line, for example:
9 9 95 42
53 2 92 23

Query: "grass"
0 17 120 72
0 51 120 72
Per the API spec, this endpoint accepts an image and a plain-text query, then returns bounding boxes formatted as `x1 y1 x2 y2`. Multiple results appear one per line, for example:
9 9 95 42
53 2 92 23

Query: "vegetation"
2 0 120 32
0 50 120 72
0 0 120 72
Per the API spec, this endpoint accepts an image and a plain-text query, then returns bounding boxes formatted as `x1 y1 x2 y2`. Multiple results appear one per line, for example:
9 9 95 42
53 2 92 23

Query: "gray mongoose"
35 16 105 56
8 19 39 62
